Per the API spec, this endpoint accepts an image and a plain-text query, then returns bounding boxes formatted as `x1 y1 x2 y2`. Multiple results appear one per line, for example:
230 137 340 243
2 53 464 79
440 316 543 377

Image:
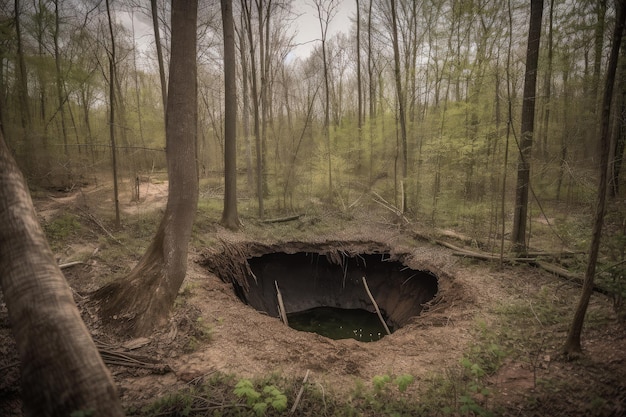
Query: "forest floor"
0 179 625 416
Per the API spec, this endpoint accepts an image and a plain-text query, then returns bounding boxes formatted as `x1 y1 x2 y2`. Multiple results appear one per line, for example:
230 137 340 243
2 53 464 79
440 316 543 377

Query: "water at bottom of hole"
287 306 393 342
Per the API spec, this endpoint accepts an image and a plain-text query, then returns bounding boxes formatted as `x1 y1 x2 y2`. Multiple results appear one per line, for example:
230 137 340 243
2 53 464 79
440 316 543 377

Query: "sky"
289 0 357 59
122 1 357 65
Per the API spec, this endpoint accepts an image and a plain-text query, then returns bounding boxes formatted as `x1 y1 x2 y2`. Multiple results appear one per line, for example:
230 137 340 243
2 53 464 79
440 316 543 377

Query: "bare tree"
241 0 264 217
0 131 124 417
93 0 199 336
105 0 121 228
312 0 338 202
221 0 240 229
389 0 407 211
563 0 626 357
511 0 543 253
151 0 168 117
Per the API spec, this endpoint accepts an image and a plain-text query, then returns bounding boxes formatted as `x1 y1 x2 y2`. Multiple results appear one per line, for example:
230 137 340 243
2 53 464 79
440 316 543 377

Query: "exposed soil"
0 181 625 416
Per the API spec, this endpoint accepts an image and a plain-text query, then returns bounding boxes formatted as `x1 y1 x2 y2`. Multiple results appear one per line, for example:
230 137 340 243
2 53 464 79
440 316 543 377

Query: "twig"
77 207 123 245
275 281 289 326
59 261 86 269
362 276 391 335
290 370 310 414
0 361 20 372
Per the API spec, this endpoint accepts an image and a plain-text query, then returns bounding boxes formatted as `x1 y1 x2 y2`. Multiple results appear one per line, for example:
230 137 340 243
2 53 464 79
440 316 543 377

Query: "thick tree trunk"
563 0 626 356
0 133 124 417
93 0 199 337
511 0 543 253
220 0 240 230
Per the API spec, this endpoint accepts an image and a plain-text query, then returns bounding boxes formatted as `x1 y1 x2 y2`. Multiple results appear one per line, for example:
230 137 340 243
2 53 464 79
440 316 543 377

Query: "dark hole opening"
234 251 438 342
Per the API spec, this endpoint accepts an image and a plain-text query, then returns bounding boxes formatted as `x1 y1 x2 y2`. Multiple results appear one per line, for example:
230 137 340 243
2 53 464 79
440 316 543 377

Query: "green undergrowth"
43 212 84 251
128 371 435 417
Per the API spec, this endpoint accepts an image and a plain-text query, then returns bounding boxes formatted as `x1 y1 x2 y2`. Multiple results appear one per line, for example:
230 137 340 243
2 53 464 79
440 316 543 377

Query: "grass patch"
44 212 83 251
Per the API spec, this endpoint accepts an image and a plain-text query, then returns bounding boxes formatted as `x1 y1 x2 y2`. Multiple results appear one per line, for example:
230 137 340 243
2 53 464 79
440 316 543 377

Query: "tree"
563 0 626 357
220 0 240 229
93 0 199 337
0 131 124 417
609 40 626 198
389 0 407 212
511 0 543 252
312 0 338 202
105 0 121 229
151 0 168 118
241 0 263 217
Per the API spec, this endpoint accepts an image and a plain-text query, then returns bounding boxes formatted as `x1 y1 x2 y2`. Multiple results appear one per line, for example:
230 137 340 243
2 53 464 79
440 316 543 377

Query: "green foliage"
372 373 415 394
394 374 415 393
44 212 82 246
139 388 195 416
233 379 287 416
372 374 391 392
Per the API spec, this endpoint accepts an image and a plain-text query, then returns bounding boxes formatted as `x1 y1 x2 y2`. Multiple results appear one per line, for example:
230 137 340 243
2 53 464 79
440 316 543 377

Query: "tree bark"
220 0 240 230
356 0 363 170
0 132 124 417
511 0 543 253
390 0 407 212
241 0 264 218
93 0 199 337
314 0 337 202
151 0 168 118
610 42 626 198
563 0 626 356
106 0 121 229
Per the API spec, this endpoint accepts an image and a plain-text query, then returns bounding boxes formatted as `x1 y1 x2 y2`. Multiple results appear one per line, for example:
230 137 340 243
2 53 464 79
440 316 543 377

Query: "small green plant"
233 379 287 416
394 374 415 393
459 357 493 417
44 213 82 248
372 374 391 392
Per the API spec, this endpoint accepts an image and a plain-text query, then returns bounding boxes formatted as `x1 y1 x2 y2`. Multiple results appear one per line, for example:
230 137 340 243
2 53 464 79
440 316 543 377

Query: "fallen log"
261 214 303 224
450 248 612 296
452 250 535 263
532 260 612 296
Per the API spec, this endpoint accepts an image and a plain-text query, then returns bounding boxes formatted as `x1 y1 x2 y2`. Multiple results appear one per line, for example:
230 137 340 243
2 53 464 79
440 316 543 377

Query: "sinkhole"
216 246 439 342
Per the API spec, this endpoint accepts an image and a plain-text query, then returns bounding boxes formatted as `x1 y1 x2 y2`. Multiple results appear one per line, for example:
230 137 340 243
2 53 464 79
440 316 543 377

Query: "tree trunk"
356 0 362 170
14 0 33 173
563 0 625 357
390 0 407 212
0 132 124 417
53 0 70 163
242 0 264 218
93 0 199 337
106 0 121 229
151 0 168 118
220 0 239 230
314 0 337 202
540 0 554 160
610 42 626 198
511 0 543 253
237 14 254 192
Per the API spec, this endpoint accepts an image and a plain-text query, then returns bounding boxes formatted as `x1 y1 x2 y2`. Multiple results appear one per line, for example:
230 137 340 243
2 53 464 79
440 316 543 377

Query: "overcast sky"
289 0 356 59
121 1 356 67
